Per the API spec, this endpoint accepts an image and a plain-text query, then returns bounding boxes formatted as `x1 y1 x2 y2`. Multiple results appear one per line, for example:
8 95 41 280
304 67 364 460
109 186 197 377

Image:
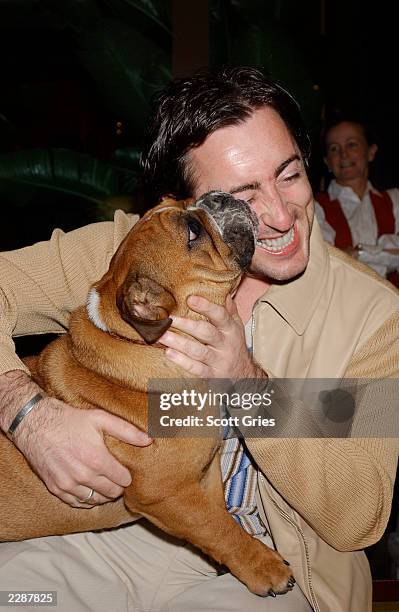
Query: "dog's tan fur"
0 198 293 596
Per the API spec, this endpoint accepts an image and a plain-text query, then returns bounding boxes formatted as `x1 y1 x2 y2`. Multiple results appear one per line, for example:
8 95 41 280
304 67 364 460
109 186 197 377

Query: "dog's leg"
199 448 226 508
124 482 294 597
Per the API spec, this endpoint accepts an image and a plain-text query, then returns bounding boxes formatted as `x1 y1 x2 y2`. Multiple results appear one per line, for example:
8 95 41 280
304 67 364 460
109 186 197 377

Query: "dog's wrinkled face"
88 191 258 343
193 191 258 270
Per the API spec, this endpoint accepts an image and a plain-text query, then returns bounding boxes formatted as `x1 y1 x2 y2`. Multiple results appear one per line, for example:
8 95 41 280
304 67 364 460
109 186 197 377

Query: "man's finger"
166 317 217 344
64 491 113 508
187 295 233 330
161 330 212 361
164 349 210 377
102 447 135 487
225 294 239 316
88 475 124 499
96 410 153 446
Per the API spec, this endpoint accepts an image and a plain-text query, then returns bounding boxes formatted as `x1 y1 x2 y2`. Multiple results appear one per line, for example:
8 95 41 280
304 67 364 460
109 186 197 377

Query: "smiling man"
190 109 313 280
159 105 315 374
0 67 398 612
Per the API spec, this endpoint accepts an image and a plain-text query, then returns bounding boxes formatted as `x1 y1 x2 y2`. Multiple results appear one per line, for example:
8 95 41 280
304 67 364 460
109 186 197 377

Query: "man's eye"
284 172 300 182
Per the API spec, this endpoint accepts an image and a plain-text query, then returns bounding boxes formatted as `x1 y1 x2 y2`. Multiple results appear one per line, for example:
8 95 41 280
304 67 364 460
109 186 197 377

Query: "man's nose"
252 194 293 232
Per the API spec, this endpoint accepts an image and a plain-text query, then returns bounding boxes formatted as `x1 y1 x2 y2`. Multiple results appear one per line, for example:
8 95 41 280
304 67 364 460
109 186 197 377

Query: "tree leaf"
0 148 138 205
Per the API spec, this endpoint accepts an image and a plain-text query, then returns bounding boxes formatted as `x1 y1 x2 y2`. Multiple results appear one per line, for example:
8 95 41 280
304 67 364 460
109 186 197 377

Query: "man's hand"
160 295 266 379
0 371 152 507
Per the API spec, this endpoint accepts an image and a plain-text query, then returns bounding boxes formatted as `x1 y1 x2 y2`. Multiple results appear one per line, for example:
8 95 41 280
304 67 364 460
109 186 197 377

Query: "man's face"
324 121 377 186
187 107 314 282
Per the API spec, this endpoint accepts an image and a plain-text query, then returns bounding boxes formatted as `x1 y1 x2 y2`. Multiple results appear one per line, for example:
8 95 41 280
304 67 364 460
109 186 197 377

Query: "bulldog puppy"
0 192 294 597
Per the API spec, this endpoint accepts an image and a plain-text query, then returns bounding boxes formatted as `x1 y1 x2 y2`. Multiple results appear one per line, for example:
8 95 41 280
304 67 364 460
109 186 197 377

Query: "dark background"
1 0 398 587
0 0 398 251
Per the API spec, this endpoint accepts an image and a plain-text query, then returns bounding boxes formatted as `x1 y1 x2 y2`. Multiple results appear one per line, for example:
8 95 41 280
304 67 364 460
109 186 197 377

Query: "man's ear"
368 143 378 163
116 274 176 344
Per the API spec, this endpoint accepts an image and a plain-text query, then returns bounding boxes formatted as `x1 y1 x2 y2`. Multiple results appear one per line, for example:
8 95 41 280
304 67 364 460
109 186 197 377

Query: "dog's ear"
116 274 176 344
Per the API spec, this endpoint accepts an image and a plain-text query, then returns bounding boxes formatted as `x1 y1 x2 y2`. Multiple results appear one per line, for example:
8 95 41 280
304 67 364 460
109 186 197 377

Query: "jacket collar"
258 217 330 336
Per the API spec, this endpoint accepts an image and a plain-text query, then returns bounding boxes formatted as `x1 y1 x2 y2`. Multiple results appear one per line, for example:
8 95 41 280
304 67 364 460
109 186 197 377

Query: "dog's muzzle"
192 191 259 269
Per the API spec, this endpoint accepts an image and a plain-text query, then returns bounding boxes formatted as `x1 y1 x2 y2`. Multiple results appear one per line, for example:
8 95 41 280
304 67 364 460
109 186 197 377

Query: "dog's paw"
242 545 295 597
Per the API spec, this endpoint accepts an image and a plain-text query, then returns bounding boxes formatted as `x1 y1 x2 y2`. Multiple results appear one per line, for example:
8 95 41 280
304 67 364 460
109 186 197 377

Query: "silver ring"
76 488 95 504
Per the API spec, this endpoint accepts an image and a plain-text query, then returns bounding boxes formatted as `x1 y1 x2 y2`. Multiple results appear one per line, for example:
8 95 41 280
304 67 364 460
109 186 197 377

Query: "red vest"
316 189 396 249
317 189 399 287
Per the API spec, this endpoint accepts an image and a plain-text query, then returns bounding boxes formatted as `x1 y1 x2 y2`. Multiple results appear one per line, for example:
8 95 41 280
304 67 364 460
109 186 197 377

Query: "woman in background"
315 117 399 286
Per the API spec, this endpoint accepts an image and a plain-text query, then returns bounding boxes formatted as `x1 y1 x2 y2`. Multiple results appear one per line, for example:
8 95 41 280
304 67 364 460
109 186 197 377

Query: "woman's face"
324 121 377 186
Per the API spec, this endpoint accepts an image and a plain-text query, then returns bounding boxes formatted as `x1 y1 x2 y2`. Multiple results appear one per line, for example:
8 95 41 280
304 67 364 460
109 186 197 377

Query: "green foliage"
0 148 140 250
0 149 135 205
39 0 171 133
210 1 322 135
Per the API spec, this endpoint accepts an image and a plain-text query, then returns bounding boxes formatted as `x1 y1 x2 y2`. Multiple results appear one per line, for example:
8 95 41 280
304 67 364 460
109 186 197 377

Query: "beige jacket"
247 222 399 611
0 212 398 612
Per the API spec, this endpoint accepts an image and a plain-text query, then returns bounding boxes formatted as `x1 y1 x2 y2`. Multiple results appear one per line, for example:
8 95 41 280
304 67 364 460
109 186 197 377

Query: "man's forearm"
0 370 43 434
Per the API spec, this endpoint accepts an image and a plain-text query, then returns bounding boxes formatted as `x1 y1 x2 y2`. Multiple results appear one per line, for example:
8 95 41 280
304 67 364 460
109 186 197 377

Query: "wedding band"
76 488 95 504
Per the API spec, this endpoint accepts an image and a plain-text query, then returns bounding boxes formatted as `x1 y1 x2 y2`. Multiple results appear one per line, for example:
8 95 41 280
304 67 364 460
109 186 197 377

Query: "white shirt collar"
328 179 376 203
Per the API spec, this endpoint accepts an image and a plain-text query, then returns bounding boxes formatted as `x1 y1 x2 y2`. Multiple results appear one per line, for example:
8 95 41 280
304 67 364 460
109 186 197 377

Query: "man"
0 67 398 611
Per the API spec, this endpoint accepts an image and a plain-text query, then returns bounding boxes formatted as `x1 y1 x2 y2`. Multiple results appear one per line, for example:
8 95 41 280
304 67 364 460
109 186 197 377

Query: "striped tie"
220 318 267 535
221 434 267 535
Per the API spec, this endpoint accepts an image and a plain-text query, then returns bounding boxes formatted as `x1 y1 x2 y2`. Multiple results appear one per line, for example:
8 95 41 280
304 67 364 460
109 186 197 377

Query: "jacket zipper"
259 475 320 612
251 307 320 611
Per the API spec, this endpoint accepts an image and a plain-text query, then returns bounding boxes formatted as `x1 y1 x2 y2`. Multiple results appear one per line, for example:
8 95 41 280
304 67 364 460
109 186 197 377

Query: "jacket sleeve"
247 311 399 551
0 211 138 375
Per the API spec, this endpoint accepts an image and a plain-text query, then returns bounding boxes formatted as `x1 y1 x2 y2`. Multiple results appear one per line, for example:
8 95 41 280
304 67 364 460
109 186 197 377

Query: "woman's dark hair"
322 114 377 154
140 66 311 202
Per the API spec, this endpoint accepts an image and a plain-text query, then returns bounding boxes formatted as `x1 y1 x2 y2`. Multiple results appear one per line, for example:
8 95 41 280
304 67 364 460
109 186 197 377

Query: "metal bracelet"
7 393 44 439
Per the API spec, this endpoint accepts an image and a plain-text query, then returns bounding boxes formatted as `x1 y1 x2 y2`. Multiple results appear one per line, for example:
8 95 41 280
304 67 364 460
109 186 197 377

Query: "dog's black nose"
194 191 258 269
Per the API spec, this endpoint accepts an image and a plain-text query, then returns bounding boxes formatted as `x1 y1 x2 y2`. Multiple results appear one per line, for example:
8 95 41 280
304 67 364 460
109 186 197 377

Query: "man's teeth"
257 227 294 252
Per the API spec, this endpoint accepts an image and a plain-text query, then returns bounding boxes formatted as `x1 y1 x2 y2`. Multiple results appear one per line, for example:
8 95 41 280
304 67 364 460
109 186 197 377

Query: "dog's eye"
189 226 198 242
187 217 202 248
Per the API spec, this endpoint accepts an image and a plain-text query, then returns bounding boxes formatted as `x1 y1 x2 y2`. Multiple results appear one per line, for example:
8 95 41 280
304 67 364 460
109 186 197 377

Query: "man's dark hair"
140 66 311 202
